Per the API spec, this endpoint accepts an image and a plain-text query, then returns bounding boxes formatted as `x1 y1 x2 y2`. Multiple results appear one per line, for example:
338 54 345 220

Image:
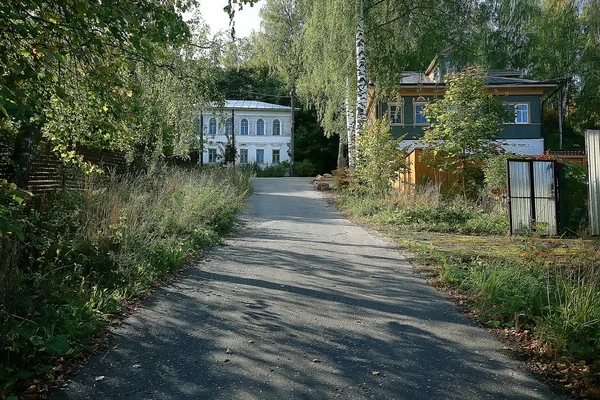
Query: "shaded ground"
54 178 560 399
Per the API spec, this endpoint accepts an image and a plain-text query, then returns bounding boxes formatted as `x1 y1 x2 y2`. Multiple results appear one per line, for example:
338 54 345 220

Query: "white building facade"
199 100 293 165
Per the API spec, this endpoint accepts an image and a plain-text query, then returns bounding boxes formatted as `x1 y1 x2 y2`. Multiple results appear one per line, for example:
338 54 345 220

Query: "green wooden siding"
383 94 542 140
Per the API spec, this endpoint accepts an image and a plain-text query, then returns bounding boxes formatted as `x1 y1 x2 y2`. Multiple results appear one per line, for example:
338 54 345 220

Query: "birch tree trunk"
559 81 569 150
337 132 347 168
354 0 367 167
346 77 356 169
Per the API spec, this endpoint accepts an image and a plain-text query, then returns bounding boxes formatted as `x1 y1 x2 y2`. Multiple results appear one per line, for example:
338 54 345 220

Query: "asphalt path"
55 177 560 400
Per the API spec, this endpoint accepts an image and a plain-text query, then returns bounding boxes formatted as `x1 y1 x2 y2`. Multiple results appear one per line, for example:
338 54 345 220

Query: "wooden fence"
1 140 128 194
394 148 588 193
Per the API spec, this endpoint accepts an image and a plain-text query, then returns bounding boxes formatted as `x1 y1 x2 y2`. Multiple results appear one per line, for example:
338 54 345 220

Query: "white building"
200 100 293 165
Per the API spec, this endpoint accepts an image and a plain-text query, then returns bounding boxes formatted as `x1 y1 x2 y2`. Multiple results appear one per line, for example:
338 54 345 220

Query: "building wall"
382 94 543 141
199 109 292 164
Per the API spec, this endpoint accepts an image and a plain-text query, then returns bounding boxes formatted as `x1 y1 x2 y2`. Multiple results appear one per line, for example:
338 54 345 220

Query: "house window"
272 149 280 164
272 119 281 135
240 119 249 135
225 118 233 135
504 103 530 124
388 103 402 125
257 119 265 135
239 148 248 164
209 118 217 135
208 148 217 163
256 149 265 163
414 102 428 125
515 104 529 124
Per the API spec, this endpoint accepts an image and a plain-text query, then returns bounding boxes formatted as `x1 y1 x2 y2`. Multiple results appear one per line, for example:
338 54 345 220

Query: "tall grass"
0 166 253 395
339 183 509 235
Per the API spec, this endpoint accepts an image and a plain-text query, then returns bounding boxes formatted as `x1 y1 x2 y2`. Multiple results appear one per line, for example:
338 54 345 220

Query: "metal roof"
212 100 292 110
399 71 556 87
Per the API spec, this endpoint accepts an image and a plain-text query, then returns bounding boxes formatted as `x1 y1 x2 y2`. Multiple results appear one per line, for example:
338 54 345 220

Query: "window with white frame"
257 119 265 135
272 119 281 135
256 149 265 163
208 118 217 135
240 119 249 135
503 103 530 124
388 103 402 125
208 148 217 163
239 148 248 164
414 101 428 125
272 149 280 164
225 118 233 135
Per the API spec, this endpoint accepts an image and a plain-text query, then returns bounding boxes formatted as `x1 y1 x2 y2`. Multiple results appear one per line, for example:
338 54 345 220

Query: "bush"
293 160 318 177
483 151 527 195
0 166 253 395
353 117 407 195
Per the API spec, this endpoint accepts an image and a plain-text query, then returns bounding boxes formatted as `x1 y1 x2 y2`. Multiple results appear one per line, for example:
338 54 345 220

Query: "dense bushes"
0 167 253 396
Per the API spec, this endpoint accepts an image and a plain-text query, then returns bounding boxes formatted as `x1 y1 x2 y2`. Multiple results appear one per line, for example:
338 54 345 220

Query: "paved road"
55 178 559 400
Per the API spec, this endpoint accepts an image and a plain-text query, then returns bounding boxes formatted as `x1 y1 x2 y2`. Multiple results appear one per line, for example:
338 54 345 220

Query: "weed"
0 166 253 396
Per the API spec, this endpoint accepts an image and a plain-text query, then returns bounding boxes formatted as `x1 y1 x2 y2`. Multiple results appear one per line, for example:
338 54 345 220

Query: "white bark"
559 81 569 150
354 0 367 167
346 77 356 169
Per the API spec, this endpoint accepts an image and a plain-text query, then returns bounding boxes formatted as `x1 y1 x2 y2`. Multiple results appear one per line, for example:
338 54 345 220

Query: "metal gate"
507 159 559 236
586 130 600 235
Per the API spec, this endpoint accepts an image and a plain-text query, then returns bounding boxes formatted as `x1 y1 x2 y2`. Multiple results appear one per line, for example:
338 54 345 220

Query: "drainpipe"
541 83 562 151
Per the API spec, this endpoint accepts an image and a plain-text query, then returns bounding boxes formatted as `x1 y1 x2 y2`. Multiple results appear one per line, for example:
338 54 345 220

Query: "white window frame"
256 119 265 136
256 148 265 164
272 119 281 135
225 118 233 135
240 118 249 135
208 118 217 135
503 102 530 125
272 149 280 164
414 101 429 126
239 148 248 164
388 102 403 126
208 148 217 163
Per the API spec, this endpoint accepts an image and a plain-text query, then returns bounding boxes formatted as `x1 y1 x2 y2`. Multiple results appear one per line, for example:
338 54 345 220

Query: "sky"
196 0 265 38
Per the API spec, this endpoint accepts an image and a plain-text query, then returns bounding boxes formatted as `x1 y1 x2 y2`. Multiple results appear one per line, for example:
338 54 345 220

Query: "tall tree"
530 0 582 149
1 0 196 186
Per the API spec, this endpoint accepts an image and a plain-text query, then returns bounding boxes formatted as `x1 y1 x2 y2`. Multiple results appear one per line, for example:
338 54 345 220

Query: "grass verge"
0 166 253 397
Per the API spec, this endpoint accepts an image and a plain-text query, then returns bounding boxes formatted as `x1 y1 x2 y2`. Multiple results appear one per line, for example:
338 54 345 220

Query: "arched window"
225 118 233 135
272 119 281 135
257 119 265 136
209 118 217 135
241 119 249 135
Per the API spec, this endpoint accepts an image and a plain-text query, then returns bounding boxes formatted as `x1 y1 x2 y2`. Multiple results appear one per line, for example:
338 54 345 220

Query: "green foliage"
420 241 600 360
338 186 509 235
0 167 252 395
353 117 407 195
293 160 318 177
483 152 527 194
422 67 510 195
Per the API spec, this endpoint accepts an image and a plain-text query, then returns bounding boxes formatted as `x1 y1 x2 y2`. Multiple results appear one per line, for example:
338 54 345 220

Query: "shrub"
483 151 527 195
293 160 318 177
353 117 407 195
0 166 253 395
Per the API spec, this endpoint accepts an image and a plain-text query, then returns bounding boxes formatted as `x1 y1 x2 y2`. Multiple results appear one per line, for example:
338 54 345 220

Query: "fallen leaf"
248 340 255 344
94 376 105 381
132 364 141 369
226 348 232 354
312 358 321 363
372 371 380 376
223 358 230 363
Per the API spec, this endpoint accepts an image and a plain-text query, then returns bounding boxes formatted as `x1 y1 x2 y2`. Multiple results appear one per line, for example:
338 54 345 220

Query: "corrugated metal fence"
507 159 559 236
586 130 600 235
